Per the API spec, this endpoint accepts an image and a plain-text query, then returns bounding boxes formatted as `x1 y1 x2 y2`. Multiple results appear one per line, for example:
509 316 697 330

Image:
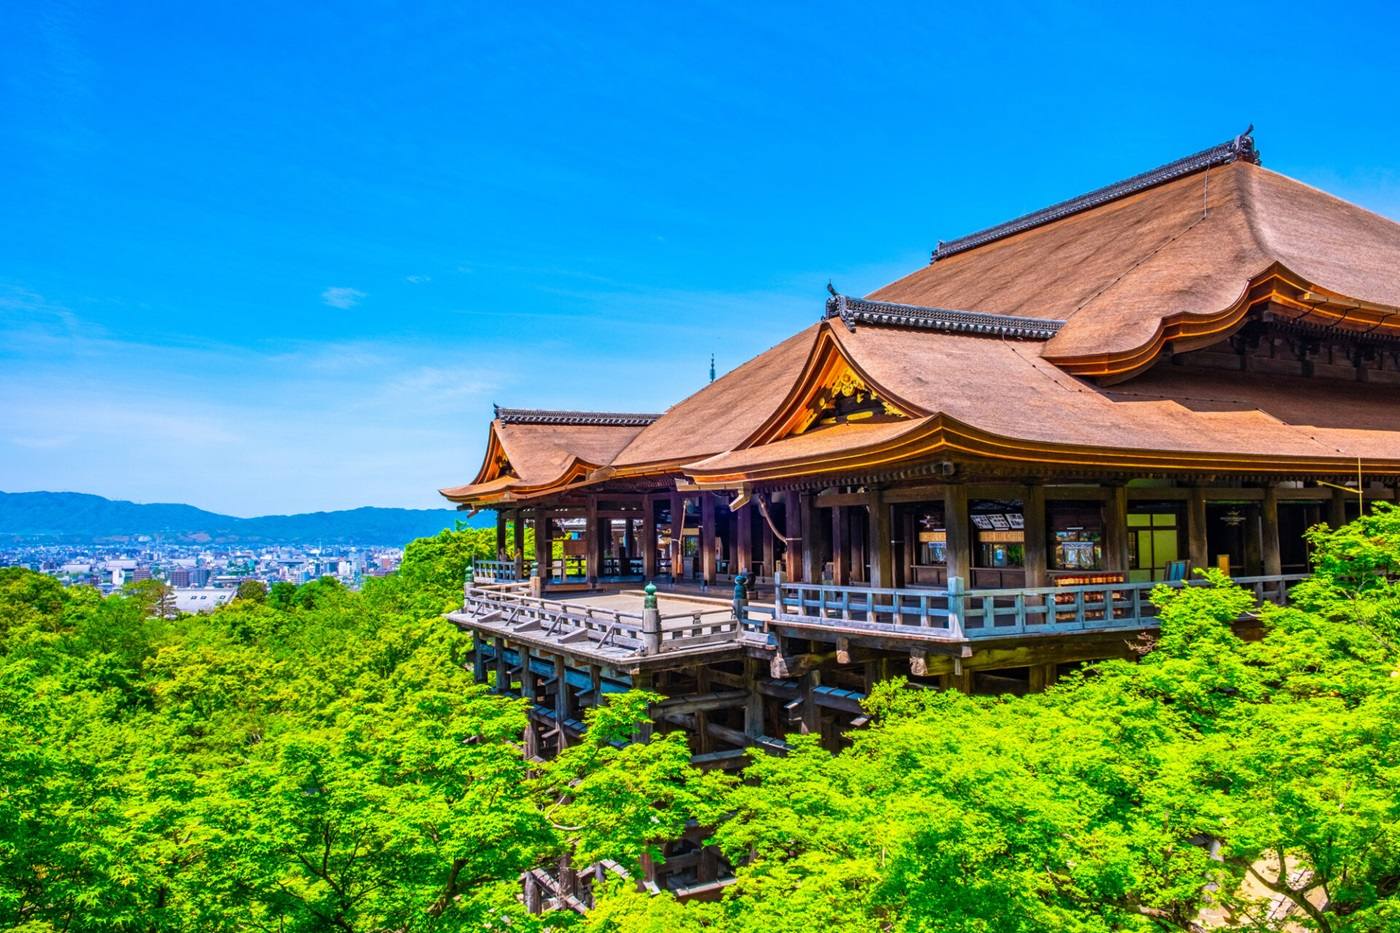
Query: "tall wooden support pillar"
781 491 802 581
693 667 712 754
943 484 972 586
623 518 636 567
744 658 765 739
642 496 658 580
868 487 893 589
493 637 509 694
799 492 820 584
1022 482 1048 587
831 505 849 586
553 655 571 751
512 511 525 578
471 638 486 683
585 497 601 586
1187 486 1209 572
700 493 717 585
634 670 655 742
495 511 507 558
1261 484 1282 576
520 648 540 759
1329 487 1348 528
736 503 753 574
1103 484 1129 572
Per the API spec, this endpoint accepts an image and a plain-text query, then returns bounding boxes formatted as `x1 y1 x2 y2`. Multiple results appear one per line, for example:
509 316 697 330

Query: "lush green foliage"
4 512 1400 931
587 509 1400 933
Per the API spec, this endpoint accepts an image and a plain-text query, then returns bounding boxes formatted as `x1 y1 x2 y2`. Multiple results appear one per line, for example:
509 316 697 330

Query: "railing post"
773 568 785 617
641 582 661 655
947 576 966 639
529 560 543 599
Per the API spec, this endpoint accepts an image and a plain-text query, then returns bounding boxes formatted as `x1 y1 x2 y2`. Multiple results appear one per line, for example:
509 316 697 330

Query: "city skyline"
4 1 1400 514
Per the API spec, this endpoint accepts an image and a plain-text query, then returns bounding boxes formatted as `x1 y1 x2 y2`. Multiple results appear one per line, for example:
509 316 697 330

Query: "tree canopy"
2 511 1399 930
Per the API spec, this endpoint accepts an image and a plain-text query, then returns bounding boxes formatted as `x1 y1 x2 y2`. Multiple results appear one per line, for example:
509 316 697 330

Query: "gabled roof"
441 132 1400 507
682 320 1400 484
611 325 824 469
870 138 1400 375
439 412 652 506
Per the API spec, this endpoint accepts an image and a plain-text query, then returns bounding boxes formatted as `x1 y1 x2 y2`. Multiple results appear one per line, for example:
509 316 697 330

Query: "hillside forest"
3 511 1400 931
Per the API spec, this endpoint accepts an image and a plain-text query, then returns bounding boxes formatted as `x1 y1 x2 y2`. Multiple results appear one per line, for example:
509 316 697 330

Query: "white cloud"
405 274 431 285
320 286 365 309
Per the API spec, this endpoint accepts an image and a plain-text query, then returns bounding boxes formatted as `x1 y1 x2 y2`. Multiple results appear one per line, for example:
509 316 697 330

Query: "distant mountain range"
0 491 490 546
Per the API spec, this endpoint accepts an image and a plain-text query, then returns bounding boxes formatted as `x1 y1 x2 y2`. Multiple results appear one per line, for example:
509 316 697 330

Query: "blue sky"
3 1 1399 515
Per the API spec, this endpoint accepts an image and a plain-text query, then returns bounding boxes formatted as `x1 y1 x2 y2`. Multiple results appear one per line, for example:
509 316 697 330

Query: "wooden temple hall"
441 128 1400 791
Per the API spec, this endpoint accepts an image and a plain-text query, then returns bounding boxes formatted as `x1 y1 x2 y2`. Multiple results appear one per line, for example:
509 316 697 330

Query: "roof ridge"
493 406 662 427
931 127 1261 263
824 293 1064 340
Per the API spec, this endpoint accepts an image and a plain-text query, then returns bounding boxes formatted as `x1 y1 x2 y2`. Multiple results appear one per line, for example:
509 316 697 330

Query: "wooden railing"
471 559 530 583
461 585 739 655
774 574 1307 641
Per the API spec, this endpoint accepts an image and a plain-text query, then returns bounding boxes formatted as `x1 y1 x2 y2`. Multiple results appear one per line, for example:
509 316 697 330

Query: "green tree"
235 578 268 603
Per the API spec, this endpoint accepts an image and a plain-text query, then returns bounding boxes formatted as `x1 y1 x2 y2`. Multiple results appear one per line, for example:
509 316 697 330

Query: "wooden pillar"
831 505 849 586
1103 484 1129 572
800 670 820 735
495 510 507 558
1261 484 1282 577
520 648 540 759
1022 482 1048 588
781 491 802 581
519 646 536 703
642 496 658 580
1027 662 1058 693
1244 505 1263 576
700 493 717 585
943 484 971 586
744 658 764 738
694 667 712 754
736 503 753 574
900 507 916 587
513 511 525 577
761 513 776 579
471 638 486 683
952 664 974 695
534 510 551 579
554 655 570 750
588 665 603 712
493 636 509 693
1187 485 1209 572
623 518 636 567
799 493 819 584
585 497 601 586
634 670 655 742
868 487 893 588
1329 486 1348 528
670 493 685 580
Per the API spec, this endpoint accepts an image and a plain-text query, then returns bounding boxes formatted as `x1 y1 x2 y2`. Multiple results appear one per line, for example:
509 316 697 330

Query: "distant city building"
171 588 235 614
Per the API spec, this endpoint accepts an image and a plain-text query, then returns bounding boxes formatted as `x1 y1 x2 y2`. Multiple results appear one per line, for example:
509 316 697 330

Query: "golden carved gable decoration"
792 359 909 436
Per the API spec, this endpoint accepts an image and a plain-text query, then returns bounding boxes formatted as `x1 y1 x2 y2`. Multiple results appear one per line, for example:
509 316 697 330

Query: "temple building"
441 128 1400 804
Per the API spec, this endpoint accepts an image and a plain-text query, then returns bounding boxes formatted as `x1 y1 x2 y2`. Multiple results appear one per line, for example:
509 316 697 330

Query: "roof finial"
826 280 838 298
709 353 716 383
